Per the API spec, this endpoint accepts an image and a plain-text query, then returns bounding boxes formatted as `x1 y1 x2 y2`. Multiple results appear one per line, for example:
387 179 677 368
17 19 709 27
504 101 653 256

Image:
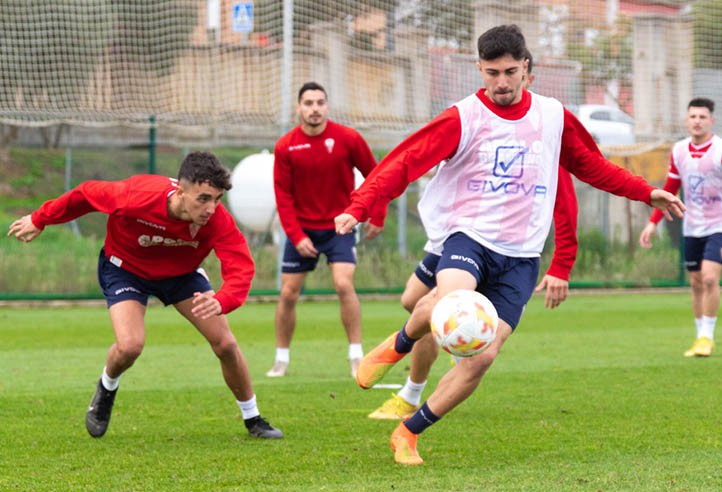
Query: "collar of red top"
688 136 713 154
475 88 532 120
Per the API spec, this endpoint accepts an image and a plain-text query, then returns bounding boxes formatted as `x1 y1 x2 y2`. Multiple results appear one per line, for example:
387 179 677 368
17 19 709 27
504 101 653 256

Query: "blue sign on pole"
232 2 254 33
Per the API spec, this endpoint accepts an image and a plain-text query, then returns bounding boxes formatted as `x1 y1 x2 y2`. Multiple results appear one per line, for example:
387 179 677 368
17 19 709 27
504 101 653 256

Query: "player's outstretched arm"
335 213 359 235
650 189 685 221
7 215 43 243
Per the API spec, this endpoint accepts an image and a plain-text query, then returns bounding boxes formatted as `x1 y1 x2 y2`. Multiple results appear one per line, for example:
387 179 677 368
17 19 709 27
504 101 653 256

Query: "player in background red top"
268 82 386 378
335 25 684 465
367 49 582 421
7 151 282 440
639 97 722 357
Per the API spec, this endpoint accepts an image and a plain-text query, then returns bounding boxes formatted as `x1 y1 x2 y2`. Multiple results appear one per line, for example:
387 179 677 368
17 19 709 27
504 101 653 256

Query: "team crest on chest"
325 138 335 154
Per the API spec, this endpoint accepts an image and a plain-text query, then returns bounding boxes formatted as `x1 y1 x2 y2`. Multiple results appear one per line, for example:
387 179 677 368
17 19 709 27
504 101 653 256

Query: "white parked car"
574 104 635 145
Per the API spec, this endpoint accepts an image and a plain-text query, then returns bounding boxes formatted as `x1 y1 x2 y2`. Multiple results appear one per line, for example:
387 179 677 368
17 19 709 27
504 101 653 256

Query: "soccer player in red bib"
8 151 283 439
335 25 685 465
639 97 722 357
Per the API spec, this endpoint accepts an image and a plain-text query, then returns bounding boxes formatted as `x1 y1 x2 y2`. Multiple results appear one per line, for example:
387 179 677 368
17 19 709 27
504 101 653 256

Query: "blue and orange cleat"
355 332 407 389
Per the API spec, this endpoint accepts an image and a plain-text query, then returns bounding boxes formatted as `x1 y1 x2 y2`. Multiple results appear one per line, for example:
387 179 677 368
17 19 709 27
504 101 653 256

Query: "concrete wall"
632 12 692 141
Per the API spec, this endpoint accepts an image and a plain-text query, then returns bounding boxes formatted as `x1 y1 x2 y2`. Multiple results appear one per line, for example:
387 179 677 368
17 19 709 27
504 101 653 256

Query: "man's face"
685 106 714 142
297 89 329 128
477 54 527 106
177 180 224 226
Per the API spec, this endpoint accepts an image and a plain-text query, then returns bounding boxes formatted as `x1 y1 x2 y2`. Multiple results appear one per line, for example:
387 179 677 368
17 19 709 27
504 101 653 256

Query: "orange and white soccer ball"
430 289 499 358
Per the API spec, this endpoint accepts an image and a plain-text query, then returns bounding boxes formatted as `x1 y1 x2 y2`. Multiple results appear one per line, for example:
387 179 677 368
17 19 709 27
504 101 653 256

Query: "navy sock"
394 324 417 354
404 401 440 434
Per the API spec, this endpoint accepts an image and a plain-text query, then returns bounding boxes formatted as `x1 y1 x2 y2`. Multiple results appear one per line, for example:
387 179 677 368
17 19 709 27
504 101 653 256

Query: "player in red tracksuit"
335 25 685 465
267 81 386 379
8 151 282 439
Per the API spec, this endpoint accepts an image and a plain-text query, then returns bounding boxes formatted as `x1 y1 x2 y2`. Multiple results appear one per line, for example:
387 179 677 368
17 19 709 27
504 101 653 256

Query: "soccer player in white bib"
335 25 685 465
8 151 283 440
367 49 580 421
639 97 722 357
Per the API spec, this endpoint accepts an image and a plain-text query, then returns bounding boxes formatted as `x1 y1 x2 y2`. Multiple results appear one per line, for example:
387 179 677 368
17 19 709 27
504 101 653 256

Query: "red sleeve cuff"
545 263 571 282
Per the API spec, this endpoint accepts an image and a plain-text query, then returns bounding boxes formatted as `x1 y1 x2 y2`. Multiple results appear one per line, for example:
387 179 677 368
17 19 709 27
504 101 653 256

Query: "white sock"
275 348 290 364
397 376 427 406
695 317 703 339
101 366 120 391
348 343 363 360
237 394 260 420
700 316 717 341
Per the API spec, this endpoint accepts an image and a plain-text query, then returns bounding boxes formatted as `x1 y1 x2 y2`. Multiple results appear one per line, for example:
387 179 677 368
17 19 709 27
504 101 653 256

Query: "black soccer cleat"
85 379 118 438
244 415 283 439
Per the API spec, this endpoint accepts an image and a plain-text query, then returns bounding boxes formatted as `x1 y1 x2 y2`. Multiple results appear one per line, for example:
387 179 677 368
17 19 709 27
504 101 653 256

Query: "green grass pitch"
1 292 721 491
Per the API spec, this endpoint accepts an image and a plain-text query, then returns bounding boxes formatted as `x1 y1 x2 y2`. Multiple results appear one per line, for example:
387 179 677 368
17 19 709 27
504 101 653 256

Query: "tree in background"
0 1 112 114
397 0 472 49
254 0 398 48
112 0 197 76
565 15 633 108
0 0 197 147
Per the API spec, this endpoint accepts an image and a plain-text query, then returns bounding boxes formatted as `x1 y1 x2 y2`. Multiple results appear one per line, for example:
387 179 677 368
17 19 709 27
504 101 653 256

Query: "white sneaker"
350 357 362 378
266 361 288 378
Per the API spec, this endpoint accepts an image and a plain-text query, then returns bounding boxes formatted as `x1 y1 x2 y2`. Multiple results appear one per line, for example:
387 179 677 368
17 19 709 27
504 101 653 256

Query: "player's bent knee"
210 335 240 359
400 294 415 313
333 280 356 298
701 273 720 291
461 355 495 379
116 340 144 361
411 296 435 329
279 287 302 304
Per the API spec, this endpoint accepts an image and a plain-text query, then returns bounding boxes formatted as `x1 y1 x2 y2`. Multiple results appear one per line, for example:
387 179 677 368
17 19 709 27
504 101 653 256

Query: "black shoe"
85 379 117 438
244 415 283 439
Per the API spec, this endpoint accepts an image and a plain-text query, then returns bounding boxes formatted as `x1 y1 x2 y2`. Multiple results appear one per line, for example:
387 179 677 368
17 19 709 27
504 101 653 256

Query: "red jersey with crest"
30 174 254 314
274 120 385 245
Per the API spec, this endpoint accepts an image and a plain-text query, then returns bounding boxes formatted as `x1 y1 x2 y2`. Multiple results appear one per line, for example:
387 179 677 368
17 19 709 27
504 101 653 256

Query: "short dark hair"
178 150 231 191
298 81 327 102
689 97 715 114
477 24 527 61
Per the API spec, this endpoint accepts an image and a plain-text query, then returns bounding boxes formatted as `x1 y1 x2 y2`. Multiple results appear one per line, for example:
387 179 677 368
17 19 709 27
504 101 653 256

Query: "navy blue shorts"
414 253 441 289
436 232 540 330
281 228 357 274
97 249 213 308
684 233 722 271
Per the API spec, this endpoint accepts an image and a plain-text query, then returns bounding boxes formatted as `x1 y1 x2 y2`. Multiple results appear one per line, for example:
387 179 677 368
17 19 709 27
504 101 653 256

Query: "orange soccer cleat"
390 422 423 465
355 332 407 389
